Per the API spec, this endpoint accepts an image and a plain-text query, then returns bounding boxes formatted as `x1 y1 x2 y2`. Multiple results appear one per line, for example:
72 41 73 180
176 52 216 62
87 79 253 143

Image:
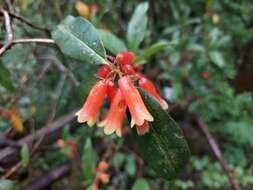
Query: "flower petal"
76 80 107 126
98 89 126 136
118 76 153 127
138 77 168 110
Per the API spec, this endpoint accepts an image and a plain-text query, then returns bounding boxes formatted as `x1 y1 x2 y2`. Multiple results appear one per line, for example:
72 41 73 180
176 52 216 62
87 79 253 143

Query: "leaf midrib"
58 25 107 65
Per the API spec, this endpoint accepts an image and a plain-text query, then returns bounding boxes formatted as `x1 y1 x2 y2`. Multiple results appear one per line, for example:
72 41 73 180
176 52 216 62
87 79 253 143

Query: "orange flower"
138 77 168 110
76 80 107 126
118 76 153 127
136 121 150 135
106 81 116 102
98 89 126 136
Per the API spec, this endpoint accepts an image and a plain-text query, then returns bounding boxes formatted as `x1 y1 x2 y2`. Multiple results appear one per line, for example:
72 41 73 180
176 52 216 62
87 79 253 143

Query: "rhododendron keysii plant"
76 51 168 136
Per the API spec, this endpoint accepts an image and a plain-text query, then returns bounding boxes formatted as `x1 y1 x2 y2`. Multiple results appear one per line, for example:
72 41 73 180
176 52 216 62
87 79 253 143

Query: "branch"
23 163 70 190
0 9 13 55
0 138 21 149
38 55 80 87
0 38 55 56
192 113 241 190
0 110 77 166
8 12 50 33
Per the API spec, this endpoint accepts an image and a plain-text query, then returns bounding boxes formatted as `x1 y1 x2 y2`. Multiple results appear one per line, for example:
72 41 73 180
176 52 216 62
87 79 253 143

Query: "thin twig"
192 113 241 190
0 9 13 55
38 55 80 86
1 161 22 179
0 138 21 148
4 0 14 12
23 163 70 190
12 38 55 44
0 110 77 166
47 74 67 122
8 12 50 33
0 38 55 56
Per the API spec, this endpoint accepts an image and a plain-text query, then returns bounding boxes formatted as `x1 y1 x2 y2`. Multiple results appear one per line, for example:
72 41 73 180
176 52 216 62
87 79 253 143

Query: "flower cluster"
76 51 168 136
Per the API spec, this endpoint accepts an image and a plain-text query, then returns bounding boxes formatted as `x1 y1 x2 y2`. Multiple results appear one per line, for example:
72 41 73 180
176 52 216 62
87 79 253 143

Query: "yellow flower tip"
75 110 81 116
147 115 154 122
97 121 105 128
160 100 169 110
87 117 96 127
104 126 115 135
116 129 122 137
77 115 86 123
130 119 135 128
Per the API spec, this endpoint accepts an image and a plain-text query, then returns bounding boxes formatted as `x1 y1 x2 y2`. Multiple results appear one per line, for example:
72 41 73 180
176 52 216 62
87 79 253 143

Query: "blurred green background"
1 0 253 189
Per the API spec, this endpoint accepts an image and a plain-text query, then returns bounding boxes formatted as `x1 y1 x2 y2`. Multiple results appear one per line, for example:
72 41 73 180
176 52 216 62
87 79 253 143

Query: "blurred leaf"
209 51 225 68
99 30 127 55
133 41 168 63
81 138 97 182
20 144 30 167
0 180 16 190
224 121 253 147
20 0 28 10
137 89 190 180
127 2 149 52
132 178 150 190
75 1 90 19
113 152 125 168
9 108 23 133
52 16 107 65
0 63 14 92
125 155 136 177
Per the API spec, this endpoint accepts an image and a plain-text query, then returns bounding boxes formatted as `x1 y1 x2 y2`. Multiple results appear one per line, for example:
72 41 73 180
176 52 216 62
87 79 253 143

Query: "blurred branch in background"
0 9 54 56
193 113 241 190
23 163 70 190
0 110 76 166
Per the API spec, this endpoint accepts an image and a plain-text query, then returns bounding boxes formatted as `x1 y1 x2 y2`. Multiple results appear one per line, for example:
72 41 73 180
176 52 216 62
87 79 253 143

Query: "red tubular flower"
121 64 136 75
106 81 117 102
76 80 107 126
98 89 127 136
138 77 168 110
118 76 153 127
115 51 134 65
136 121 150 135
96 64 112 78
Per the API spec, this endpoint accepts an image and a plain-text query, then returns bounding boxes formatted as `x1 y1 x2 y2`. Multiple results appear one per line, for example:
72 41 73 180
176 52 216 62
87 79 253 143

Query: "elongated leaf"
127 2 149 52
20 144 29 167
133 41 168 63
81 138 97 183
0 62 14 92
209 51 225 68
99 30 127 55
52 16 107 65
137 89 190 180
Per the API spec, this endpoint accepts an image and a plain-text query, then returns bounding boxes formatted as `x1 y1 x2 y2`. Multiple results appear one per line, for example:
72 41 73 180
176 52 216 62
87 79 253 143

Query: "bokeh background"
1 0 253 189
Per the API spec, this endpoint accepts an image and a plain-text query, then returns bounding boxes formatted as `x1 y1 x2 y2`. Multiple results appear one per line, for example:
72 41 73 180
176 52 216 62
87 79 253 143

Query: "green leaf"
137 89 190 180
132 178 150 190
133 41 168 63
0 62 14 91
125 155 136 177
99 30 127 55
209 51 225 68
0 180 16 190
52 16 107 65
20 144 30 167
81 138 97 182
127 2 149 52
